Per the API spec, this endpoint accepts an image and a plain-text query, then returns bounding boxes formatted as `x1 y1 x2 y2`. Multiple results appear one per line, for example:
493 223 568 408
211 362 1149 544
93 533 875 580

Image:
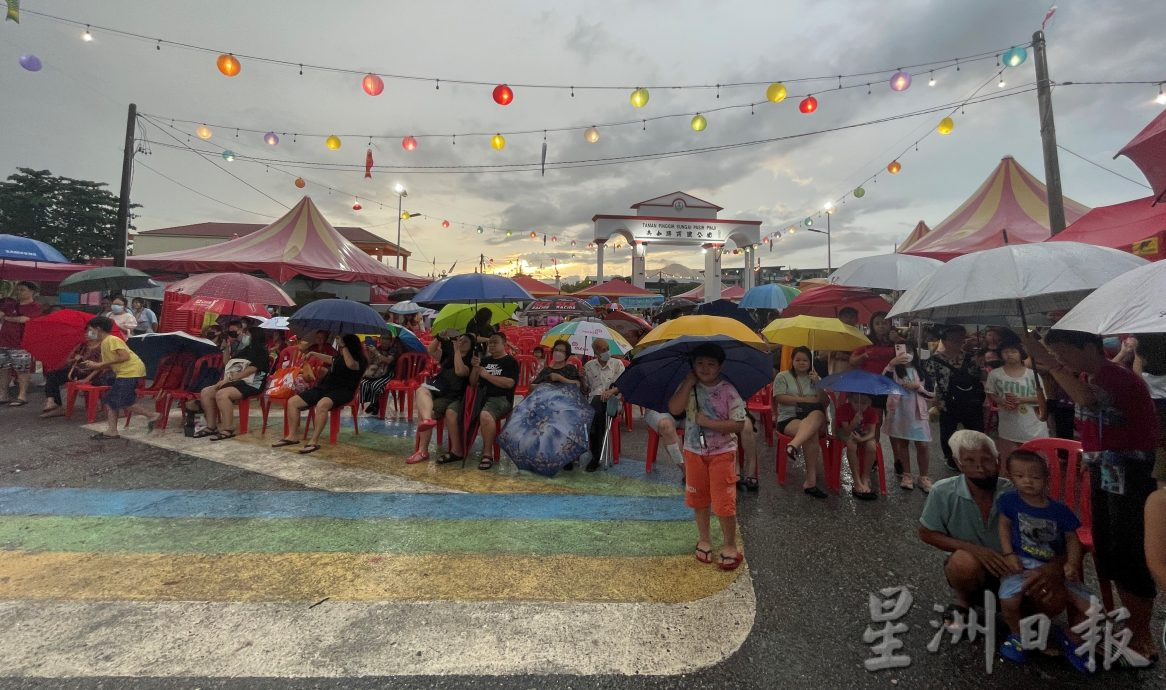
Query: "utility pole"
480 253 486 274
1033 30 1067 235
114 103 137 267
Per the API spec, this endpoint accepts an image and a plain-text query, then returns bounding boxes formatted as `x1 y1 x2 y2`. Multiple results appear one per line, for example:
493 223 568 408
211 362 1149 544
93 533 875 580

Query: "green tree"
0 168 136 261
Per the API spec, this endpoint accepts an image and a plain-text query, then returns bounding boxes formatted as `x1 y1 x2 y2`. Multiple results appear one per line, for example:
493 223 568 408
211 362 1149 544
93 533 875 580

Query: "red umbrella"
601 309 652 346
781 285 890 324
165 272 295 306
177 297 269 320
21 309 122 370
1116 109 1166 204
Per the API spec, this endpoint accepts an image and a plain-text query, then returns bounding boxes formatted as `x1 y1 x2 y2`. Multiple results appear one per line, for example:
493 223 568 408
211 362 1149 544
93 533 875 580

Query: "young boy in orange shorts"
669 343 747 571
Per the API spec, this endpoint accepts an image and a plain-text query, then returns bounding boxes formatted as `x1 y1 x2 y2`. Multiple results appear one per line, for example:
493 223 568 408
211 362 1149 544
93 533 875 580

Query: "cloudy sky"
1 0 1163 282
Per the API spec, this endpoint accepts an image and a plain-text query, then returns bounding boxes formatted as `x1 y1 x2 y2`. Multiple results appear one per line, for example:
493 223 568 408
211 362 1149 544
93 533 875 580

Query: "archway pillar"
703 243 722 304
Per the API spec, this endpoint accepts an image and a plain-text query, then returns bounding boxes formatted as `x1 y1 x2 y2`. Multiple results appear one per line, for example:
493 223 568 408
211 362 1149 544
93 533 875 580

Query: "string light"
82 25 93 42
1156 83 1166 105
887 160 902 174
401 136 418 151
325 135 342 150
294 177 306 188
928 71 936 86
492 84 514 106
221 150 236 162
937 117 955 135
766 82 787 102
362 74 385 96
691 113 708 131
630 87 649 108
799 95 818 114
490 133 506 150
889 70 911 92
998 76 1006 88
195 125 212 140
216 53 241 77
584 126 600 144
263 131 279 146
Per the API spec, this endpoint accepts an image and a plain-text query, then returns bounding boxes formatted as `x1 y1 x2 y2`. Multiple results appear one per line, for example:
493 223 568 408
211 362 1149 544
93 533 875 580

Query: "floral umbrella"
498 385 594 477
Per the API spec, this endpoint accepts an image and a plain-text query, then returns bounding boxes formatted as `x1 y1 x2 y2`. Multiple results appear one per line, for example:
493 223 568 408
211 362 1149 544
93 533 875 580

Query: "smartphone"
895 343 913 364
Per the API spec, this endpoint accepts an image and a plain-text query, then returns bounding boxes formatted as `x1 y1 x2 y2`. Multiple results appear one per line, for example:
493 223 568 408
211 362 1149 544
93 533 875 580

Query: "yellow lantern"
195 125 212 140
630 87 649 108
691 113 707 131
765 82 787 103
937 116 955 135
325 135 342 150
491 133 506 150
584 126 600 144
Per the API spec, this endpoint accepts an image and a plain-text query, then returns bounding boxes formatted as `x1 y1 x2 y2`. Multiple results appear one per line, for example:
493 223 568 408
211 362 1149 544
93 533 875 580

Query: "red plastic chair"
567 355 583 370
304 389 362 445
1018 437 1115 611
775 431 832 489
157 353 224 429
746 384 775 446
646 424 684 474
64 380 112 423
512 354 537 400
379 352 430 420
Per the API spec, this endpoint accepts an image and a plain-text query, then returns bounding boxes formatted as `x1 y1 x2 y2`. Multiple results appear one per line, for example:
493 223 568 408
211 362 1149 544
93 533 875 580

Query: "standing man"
922 325 986 470
582 339 625 472
0 281 44 406
470 332 518 470
828 306 860 375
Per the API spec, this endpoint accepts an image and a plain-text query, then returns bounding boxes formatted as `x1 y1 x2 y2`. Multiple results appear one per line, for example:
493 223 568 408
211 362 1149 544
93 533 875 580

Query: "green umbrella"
432 302 517 334
58 266 156 294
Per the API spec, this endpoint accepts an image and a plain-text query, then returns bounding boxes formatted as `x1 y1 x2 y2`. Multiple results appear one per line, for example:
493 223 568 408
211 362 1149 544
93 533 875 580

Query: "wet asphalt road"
1 401 1162 689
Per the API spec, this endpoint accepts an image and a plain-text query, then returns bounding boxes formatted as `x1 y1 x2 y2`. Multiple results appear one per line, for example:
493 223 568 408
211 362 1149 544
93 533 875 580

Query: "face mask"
597 352 611 363
552 351 566 363
969 475 1000 492
1103 336 1121 352
238 335 251 348
85 328 98 341
111 304 125 314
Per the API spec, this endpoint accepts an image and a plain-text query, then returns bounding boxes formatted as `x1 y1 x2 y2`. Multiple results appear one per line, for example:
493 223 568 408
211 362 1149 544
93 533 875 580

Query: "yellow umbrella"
432 303 516 334
636 315 769 352
762 315 871 351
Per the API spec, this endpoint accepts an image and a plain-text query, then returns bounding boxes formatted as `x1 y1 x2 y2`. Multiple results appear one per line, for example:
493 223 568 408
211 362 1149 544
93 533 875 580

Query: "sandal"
89 432 119 440
298 444 322 455
694 544 713 564
436 452 463 465
999 633 1029 665
478 456 495 470
899 475 915 491
1053 626 1095 674
271 439 299 448
417 418 438 432
8 399 28 407
738 476 759 492
717 552 743 571
193 427 219 439
803 486 828 499
209 430 237 441
405 450 430 465
146 415 160 432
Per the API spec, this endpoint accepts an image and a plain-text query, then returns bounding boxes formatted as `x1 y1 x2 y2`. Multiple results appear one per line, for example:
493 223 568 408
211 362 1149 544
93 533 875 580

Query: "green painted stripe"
0 516 696 557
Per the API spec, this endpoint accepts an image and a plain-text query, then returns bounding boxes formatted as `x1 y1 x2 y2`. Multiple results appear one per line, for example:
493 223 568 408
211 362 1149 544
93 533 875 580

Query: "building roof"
1047 196 1166 261
137 221 405 254
574 278 657 297
630 191 723 212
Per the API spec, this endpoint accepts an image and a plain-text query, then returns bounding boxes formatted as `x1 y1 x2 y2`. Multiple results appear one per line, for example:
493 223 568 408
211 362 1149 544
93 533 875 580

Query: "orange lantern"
216 53 241 77
887 160 902 174
294 178 306 189
362 74 384 96
352 201 362 211
441 220 450 229
401 136 418 151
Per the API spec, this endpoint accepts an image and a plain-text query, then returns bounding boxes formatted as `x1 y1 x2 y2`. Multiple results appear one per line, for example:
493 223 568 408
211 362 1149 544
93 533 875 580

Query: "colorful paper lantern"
221 150 236 162
441 220 450 229
887 160 902 174
584 127 600 144
294 178 306 189
529 231 537 239
401 136 418 151
19 54 42 72
1003 46 1028 67
492 84 514 106
551 235 557 243
216 53 241 77
195 125 213 140
691 114 707 131
937 117 955 135
853 186 866 198
803 217 813 228
506 230 513 237
352 201 362 211
401 211 411 220
799 95 818 114
325 135 342 150
263 132 279 146
477 226 484 234
362 74 384 96
630 87 649 108
889 71 912 92
491 133 506 151
766 82 787 103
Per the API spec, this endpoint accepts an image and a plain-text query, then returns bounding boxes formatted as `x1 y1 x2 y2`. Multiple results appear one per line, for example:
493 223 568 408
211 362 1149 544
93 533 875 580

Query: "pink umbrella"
166 272 294 306
177 297 269 320
1115 109 1166 204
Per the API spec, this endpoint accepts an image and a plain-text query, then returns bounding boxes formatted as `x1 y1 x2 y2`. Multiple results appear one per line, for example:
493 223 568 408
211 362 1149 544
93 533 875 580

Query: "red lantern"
216 53 241 77
441 220 450 229
401 136 417 151
294 178 306 189
362 74 384 96
352 201 362 211
799 95 818 114
492 84 514 106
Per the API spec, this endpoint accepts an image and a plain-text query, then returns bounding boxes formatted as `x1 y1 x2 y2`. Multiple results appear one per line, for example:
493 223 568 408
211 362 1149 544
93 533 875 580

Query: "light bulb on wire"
1156 84 1166 105
928 72 936 87
82 25 93 42
998 77 1006 88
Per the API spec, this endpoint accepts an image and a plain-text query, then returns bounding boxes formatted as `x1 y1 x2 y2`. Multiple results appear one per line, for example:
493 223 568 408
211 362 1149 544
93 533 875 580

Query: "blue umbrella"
127 332 219 378
814 369 909 397
386 323 426 353
289 299 390 336
584 295 611 307
413 274 534 305
739 283 799 311
498 385 594 477
615 335 774 412
0 234 70 263
696 299 760 330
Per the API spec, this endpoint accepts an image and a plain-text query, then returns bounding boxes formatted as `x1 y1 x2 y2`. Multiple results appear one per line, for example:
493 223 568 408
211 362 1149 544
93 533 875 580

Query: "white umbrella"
259 316 290 330
887 242 1148 327
1053 260 1166 334
828 253 943 292
388 301 426 315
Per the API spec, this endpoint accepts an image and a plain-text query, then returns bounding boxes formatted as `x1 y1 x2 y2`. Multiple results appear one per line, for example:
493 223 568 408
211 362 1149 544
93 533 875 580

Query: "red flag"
364 148 373 179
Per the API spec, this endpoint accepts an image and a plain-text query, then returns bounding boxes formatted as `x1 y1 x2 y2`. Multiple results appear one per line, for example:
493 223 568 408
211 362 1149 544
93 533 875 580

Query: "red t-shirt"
1076 362 1157 453
836 403 879 433
0 299 44 348
854 343 897 375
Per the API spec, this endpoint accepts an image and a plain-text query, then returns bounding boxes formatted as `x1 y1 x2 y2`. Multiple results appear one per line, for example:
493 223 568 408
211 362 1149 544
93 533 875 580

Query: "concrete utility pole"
114 103 137 267
1033 30 1067 235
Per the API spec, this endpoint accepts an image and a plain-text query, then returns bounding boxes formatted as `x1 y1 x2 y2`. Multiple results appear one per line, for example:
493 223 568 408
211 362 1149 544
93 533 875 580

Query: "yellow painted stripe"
0 551 741 604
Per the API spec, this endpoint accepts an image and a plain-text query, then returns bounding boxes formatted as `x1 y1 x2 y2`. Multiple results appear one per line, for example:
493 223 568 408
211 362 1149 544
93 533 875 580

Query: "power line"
1056 144 1152 190
133 158 280 219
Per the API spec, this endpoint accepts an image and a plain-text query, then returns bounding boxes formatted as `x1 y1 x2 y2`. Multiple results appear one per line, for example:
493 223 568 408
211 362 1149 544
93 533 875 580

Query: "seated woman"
40 336 108 418
529 340 581 391
274 333 367 454
190 324 271 440
408 333 473 464
360 334 406 416
774 345 829 499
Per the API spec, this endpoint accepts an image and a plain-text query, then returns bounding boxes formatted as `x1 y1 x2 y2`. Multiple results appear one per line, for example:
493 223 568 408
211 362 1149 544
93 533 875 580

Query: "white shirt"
986 367 1048 443
583 357 625 398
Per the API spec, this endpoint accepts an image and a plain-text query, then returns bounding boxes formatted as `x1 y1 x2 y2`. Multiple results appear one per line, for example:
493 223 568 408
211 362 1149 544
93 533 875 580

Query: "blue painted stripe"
0 487 691 521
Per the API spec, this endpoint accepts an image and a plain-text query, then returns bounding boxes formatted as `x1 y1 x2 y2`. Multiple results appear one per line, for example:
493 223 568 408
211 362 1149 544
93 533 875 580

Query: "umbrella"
782 285 890 324
1115 109 1166 204
177 297 269 320
656 296 698 320
289 299 391 336
828 253 943 292
584 295 611 307
523 297 596 318
127 331 219 378
498 385 594 477
20 309 122 371
432 303 517 334
388 301 426 315
762 315 871 351
165 272 294 306
385 323 426 353
259 316 290 330
636 315 769 352
388 286 420 301
541 318 634 356
615 335 775 412
1052 260 1166 334
814 370 908 397
0 234 70 263
696 299 760 330
601 309 652 346
739 283 800 311
887 242 1148 328
413 273 534 305
58 266 157 294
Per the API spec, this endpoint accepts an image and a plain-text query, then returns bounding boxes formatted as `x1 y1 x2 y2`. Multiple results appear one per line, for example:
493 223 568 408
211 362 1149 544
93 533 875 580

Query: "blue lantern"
1003 46 1028 67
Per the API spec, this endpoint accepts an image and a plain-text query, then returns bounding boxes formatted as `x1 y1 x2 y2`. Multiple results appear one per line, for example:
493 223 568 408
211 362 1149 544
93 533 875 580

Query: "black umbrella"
696 299 760 330
388 286 420 300
58 267 157 294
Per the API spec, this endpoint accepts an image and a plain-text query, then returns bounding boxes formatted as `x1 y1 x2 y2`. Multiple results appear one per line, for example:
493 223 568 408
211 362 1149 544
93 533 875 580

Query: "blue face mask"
1103 336 1121 352
110 304 125 314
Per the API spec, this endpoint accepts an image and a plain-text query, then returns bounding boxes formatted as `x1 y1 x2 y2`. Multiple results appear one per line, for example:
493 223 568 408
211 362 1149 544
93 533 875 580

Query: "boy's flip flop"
298 444 322 455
